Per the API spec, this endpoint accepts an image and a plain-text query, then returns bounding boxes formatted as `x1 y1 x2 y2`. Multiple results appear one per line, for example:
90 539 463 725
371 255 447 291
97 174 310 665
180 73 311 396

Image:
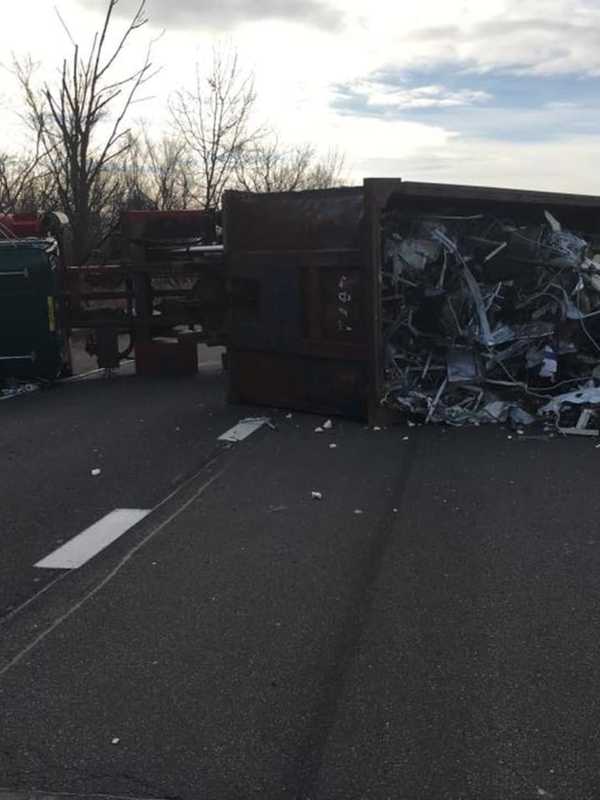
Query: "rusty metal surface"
364 182 385 424
63 209 226 356
224 188 364 251
366 179 600 235
135 338 199 377
225 188 369 418
91 327 121 369
122 209 218 264
228 350 368 418
365 178 600 209
64 242 226 360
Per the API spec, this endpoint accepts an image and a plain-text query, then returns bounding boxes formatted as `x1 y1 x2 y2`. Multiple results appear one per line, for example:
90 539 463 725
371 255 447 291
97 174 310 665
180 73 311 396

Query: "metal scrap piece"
539 387 600 415
544 210 562 232
462 263 494 346
489 325 515 346
219 417 272 442
431 228 494 346
509 406 536 427
447 349 481 383
557 407 599 436
539 346 558 379
483 401 509 422
425 378 448 424
484 241 508 262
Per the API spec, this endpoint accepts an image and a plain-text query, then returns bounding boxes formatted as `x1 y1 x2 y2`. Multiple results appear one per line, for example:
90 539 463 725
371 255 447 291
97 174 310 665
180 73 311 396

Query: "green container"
0 240 68 380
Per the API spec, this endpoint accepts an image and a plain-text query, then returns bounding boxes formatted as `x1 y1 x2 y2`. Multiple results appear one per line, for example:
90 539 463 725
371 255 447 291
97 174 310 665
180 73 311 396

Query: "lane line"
0 573 67 627
0 468 224 678
35 509 151 570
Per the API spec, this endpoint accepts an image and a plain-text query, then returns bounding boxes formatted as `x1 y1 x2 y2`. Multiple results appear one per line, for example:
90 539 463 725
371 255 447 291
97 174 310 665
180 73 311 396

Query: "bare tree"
109 131 194 212
301 147 347 190
236 139 314 193
170 45 259 210
15 0 156 263
236 139 347 193
0 144 52 214
0 153 31 213
113 131 154 210
143 134 193 210
11 163 59 215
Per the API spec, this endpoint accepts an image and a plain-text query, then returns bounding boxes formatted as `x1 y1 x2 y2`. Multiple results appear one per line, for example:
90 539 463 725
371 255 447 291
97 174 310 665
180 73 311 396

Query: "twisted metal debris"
381 209 600 433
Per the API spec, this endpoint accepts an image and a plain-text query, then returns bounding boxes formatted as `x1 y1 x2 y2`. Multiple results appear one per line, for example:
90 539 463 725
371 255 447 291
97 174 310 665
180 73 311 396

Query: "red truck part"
0 214 43 239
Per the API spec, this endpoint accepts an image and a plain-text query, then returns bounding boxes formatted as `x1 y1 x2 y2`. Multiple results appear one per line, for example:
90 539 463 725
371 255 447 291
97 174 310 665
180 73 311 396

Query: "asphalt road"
1 367 600 799
0 345 229 618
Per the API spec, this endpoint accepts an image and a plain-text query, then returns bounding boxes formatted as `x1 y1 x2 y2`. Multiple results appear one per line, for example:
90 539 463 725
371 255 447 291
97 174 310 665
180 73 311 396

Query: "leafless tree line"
1 0 347 263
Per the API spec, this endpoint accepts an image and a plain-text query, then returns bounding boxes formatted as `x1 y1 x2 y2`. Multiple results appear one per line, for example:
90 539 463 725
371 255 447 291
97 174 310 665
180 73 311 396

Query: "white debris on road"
218 417 272 443
311 491 323 500
0 382 39 401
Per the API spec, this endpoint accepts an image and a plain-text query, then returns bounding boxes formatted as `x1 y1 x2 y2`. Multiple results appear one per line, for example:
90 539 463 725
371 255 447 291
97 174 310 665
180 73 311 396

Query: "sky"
0 0 599 192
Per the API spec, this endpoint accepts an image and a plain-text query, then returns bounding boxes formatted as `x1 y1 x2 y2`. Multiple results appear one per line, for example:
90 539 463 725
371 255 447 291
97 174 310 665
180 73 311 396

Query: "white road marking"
35 509 150 570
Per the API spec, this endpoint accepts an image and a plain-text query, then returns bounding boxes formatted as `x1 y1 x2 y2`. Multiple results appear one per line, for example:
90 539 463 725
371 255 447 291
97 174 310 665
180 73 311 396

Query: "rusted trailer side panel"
224 187 368 418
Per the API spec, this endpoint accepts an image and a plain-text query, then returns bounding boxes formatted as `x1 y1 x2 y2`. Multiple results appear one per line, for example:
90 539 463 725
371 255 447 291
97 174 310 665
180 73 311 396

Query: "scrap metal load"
381 209 600 432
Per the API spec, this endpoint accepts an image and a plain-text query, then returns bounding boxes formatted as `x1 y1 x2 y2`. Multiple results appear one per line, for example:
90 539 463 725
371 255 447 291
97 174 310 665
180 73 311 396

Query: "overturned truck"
224 180 600 432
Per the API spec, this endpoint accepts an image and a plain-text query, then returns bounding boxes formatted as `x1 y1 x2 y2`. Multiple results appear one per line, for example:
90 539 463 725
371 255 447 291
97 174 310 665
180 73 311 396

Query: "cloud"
406 9 600 76
332 58 600 143
373 63 599 109
327 0 600 146
81 0 342 31
333 75 491 120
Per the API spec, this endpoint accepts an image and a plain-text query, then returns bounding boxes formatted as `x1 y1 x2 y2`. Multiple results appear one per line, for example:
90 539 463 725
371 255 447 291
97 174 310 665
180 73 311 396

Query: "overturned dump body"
225 180 600 432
